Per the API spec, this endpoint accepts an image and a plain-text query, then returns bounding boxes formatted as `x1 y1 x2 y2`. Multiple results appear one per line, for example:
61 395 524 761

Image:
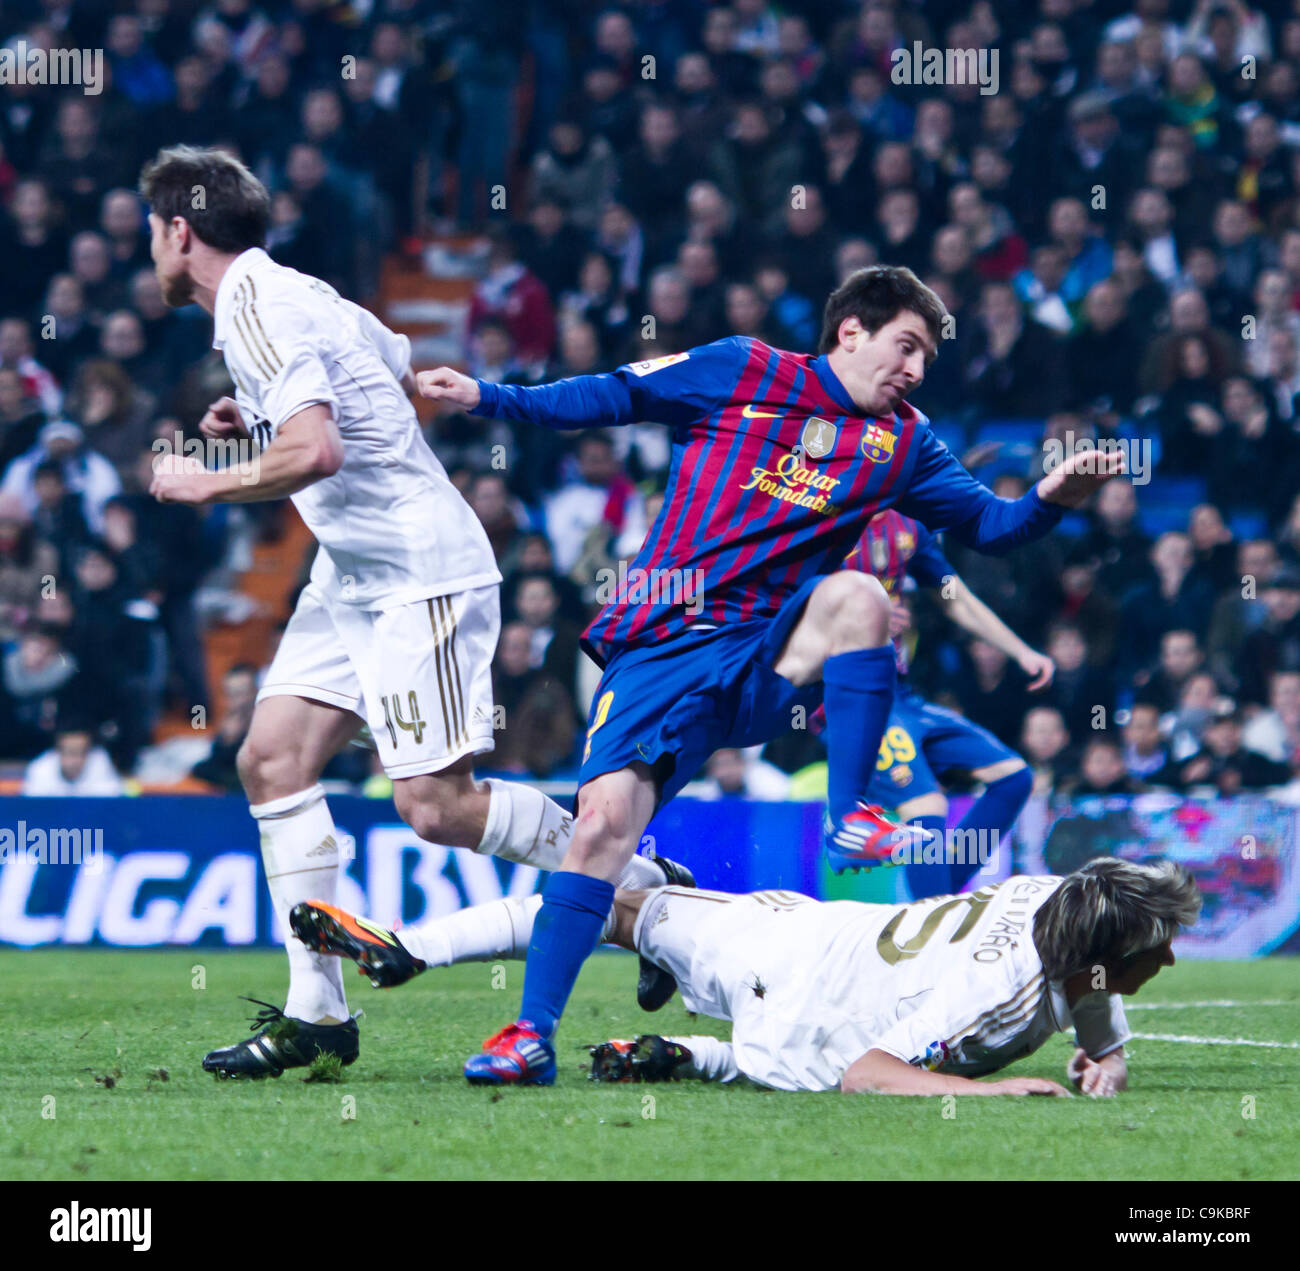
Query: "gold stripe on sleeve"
943 974 1046 1052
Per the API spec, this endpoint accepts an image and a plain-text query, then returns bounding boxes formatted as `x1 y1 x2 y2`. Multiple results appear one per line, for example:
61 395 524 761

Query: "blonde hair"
1033 857 1202 980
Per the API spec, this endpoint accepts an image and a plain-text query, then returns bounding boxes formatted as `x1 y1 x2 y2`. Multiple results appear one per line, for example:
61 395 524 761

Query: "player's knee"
392 781 473 848
236 736 292 801
814 571 890 648
570 799 640 867
899 794 947 822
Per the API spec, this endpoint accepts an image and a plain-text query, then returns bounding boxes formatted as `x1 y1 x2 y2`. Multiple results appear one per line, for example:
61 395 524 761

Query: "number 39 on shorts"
876 725 916 770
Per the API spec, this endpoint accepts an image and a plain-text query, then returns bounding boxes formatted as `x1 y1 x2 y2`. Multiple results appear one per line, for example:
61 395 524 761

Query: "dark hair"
818 265 947 354
1082 735 1123 755
26 621 66 645
139 145 270 253
513 569 558 593
55 719 97 739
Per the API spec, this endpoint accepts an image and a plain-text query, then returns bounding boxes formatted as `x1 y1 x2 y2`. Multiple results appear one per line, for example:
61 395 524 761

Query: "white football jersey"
213 249 500 608
672 877 1131 1093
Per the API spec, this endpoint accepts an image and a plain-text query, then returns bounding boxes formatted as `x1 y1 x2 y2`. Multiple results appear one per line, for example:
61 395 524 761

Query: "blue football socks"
517 870 616 1039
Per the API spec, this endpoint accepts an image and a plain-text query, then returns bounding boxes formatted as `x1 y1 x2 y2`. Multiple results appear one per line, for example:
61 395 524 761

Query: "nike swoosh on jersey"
740 404 781 419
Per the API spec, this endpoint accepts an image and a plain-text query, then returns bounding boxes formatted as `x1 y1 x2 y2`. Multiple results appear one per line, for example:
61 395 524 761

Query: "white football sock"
396 892 617 966
476 777 668 889
476 778 573 868
249 783 348 1024
619 852 669 889
668 1035 741 1083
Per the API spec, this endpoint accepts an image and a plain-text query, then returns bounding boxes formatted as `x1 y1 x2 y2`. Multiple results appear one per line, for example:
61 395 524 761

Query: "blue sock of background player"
822 646 897 832
904 814 952 896
905 767 1034 897
949 766 1033 891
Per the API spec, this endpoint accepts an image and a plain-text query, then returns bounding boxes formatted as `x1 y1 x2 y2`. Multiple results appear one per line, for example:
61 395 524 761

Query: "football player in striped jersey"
420 265 1124 1083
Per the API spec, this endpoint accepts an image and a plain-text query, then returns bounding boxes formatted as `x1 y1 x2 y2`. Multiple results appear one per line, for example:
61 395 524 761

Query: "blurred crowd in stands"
5 0 1300 802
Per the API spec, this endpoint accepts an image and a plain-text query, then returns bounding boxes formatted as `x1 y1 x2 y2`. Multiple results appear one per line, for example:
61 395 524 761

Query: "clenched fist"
416 367 481 409
200 397 250 440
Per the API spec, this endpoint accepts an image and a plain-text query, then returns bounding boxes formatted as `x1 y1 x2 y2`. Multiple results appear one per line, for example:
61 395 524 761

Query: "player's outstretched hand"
200 396 250 440
1019 649 1055 692
1036 445 1126 508
991 1076 1072 1096
417 367 481 409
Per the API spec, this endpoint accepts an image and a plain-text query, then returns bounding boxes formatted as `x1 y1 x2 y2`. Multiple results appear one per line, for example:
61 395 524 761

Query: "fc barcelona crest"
861 423 897 463
799 417 837 460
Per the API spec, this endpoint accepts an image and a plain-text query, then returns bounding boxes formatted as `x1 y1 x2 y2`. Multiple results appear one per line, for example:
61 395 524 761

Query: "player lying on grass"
419 264 1125 1084
290 855 1199 1095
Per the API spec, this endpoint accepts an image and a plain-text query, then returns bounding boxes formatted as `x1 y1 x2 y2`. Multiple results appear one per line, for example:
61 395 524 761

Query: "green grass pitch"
2 950 1297 1180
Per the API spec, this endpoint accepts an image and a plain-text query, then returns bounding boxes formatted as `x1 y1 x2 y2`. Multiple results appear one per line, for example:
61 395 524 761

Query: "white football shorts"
634 886 850 1092
257 582 499 778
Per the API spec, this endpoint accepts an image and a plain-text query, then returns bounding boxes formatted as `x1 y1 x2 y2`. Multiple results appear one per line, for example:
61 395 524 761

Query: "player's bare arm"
417 366 481 409
841 1048 1071 1097
1067 1046 1128 1098
150 403 343 505
936 573 1055 690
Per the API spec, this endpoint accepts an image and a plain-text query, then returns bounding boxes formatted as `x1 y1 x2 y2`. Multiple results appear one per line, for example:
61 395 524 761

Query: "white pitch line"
1130 1001 1294 1009
1130 1032 1300 1049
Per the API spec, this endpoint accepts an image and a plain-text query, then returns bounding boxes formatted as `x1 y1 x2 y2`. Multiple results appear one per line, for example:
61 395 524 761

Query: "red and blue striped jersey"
843 509 954 675
472 336 1061 667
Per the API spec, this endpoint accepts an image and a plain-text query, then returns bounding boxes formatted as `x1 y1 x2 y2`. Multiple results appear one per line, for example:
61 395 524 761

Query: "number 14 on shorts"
381 691 426 747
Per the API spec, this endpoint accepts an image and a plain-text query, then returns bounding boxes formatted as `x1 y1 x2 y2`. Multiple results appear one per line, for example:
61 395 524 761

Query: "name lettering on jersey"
627 352 689 377
861 423 896 463
799 416 837 459
739 451 841 516
973 878 1051 962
